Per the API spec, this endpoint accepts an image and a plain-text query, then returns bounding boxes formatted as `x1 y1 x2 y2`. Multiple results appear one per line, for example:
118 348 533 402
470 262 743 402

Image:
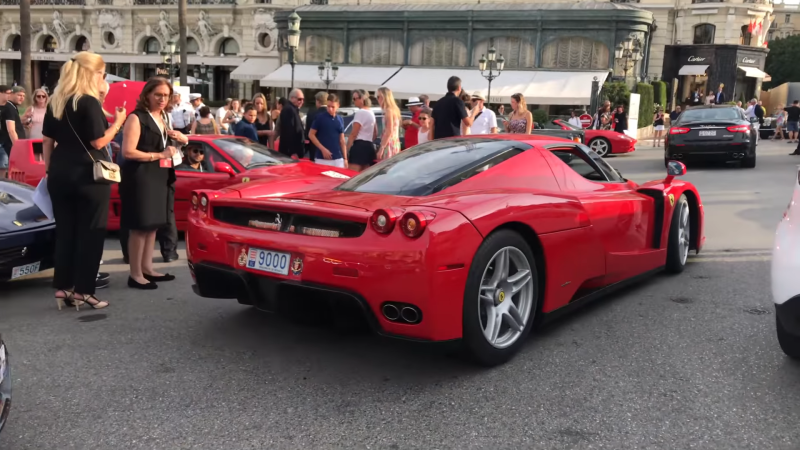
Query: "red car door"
543 144 662 283
173 141 237 229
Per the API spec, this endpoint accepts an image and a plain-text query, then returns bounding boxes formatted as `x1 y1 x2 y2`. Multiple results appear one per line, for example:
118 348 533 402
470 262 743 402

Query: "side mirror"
214 162 236 177
665 160 686 184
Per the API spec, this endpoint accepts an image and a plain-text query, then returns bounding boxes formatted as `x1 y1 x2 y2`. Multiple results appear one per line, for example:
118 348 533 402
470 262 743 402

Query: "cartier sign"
688 56 707 62
741 57 757 64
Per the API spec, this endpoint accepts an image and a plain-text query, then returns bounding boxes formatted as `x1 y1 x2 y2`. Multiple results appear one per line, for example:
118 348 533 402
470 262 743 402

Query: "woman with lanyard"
119 77 188 290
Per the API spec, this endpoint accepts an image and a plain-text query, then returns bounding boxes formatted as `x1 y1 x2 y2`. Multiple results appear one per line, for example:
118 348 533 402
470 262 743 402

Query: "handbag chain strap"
65 106 112 164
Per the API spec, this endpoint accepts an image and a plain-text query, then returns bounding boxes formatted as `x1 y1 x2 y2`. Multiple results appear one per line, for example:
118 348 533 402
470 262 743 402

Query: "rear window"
336 138 530 196
679 108 742 122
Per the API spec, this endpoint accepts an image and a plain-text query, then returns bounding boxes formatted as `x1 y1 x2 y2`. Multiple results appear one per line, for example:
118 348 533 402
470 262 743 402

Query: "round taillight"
400 212 427 238
371 209 397 234
200 194 209 212
191 193 199 210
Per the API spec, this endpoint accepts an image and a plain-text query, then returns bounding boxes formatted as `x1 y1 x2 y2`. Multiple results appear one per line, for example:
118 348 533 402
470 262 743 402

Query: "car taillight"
191 193 199 211
200 193 209 213
727 125 749 133
573 137 580 143
400 211 435 239
670 127 690 135
371 208 399 234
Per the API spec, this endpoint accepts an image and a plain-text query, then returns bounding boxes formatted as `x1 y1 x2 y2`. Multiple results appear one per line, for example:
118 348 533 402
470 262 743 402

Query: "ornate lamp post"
318 57 338 91
161 39 179 85
478 46 505 109
287 12 301 90
614 36 642 80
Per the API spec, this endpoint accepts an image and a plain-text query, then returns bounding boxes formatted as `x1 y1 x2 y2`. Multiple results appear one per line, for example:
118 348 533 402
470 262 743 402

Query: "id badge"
159 159 173 168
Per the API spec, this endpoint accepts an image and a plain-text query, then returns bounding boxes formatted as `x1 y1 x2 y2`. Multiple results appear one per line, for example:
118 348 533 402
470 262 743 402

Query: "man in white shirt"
469 91 498 135
189 93 205 121
170 93 193 134
215 98 232 134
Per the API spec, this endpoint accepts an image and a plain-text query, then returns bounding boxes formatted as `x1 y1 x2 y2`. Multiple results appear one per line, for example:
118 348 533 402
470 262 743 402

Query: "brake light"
400 211 435 238
727 125 750 133
670 127 690 135
573 137 580 143
199 193 209 213
371 209 399 234
191 193 199 211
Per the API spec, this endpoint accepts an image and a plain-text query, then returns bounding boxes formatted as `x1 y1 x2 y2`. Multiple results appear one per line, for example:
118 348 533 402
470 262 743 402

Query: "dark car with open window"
666 105 757 168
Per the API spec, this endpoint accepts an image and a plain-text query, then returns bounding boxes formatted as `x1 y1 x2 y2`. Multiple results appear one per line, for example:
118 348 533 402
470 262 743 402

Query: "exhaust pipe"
400 307 420 324
382 303 400 321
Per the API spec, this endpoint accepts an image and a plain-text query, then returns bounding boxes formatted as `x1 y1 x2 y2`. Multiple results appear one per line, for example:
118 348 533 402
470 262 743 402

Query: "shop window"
186 37 200 55
541 37 609 70
11 35 20 51
348 36 404 65
693 24 715 45
219 38 239 56
740 26 752 46
409 37 468 67
786 14 791 24
472 37 535 69
144 37 161 54
297 35 344 63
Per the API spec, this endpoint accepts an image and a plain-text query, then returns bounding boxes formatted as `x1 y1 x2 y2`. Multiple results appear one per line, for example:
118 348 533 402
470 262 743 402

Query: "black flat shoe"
144 273 175 282
128 277 157 290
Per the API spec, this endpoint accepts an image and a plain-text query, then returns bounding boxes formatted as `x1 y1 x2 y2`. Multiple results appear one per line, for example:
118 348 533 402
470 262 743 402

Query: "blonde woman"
42 51 126 310
252 93 274 146
376 87 400 160
347 88 377 172
505 93 533 134
24 88 48 139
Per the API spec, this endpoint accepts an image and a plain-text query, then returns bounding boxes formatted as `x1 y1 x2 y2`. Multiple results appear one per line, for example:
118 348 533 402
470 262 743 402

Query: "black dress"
120 109 174 232
254 114 272 146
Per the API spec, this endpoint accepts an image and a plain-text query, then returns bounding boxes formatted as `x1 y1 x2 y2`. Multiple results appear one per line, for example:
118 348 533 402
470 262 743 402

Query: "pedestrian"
2 86 26 172
376 87 401 161
232 103 260 142
346 88 377 172
304 91 328 161
705 91 715 105
772 104 786 141
613 105 628 134
505 93 533 134
419 94 430 108
498 105 505 117
745 99 763 143
42 51 125 309
252 93 274 147
417 107 433 144
653 107 665 147
592 101 612 130
278 88 305 159
460 92 473 135
170 93 193 134
24 88 48 140
402 96 423 149
215 98 231 134
669 105 682 124
431 76 476 139
270 98 282 123
309 93 346 168
715 84 726 104
222 99 242 131
120 77 187 290
568 110 582 128
0 85 12 178
469 91 497 135
190 106 219 135
189 93 205 121
691 87 703 107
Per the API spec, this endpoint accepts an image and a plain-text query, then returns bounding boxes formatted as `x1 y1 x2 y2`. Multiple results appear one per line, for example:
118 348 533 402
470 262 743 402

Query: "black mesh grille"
212 206 366 238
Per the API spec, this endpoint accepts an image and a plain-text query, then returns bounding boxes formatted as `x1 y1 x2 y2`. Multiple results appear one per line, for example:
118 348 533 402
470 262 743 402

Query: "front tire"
666 194 690 273
589 138 611 157
777 313 800 359
462 230 538 366
742 152 756 168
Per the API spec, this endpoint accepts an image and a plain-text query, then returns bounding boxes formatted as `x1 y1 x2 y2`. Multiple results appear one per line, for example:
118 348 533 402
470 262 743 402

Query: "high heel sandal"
74 294 109 310
55 290 83 311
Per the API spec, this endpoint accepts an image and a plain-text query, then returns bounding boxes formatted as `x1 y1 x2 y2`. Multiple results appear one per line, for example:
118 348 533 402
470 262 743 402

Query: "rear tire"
462 230 538 366
589 138 611 157
742 153 756 168
666 194 690 274
777 313 800 359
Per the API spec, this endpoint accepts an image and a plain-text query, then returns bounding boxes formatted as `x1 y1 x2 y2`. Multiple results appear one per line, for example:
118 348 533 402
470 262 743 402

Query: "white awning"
678 65 709 76
260 64 402 91
383 68 609 105
739 66 768 79
231 58 280 81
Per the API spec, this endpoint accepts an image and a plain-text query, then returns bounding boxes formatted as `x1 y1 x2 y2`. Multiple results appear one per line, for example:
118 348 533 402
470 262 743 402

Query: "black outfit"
253 114 272 147
278 102 304 158
304 106 326 161
613 111 627 133
350 140 377 166
670 110 681 121
654 113 664 127
432 92 467 139
785 106 800 123
715 91 726 104
42 96 110 295
755 105 765 126
1 102 25 154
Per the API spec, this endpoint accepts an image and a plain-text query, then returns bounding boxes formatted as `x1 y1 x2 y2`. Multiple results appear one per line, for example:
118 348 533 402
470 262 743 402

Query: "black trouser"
119 183 177 260
49 176 110 295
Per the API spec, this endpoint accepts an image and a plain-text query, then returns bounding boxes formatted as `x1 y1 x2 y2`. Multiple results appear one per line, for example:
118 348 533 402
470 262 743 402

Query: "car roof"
686 105 739 110
442 134 578 145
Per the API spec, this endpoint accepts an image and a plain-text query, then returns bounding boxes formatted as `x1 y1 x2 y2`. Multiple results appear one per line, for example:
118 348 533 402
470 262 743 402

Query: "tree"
178 0 187 85
19 0 31 91
764 35 800 89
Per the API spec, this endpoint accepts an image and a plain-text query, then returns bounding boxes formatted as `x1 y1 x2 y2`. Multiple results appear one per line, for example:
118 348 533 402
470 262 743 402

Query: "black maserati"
666 105 757 168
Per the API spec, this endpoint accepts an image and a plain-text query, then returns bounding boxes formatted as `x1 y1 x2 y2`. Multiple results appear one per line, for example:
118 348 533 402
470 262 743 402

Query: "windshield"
679 108 743 122
337 138 529 196
213 138 297 168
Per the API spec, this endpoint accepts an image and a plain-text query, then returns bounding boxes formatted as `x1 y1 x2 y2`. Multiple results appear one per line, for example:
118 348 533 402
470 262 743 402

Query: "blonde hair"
252 93 268 111
32 88 48 108
377 86 400 118
49 51 105 120
511 93 527 114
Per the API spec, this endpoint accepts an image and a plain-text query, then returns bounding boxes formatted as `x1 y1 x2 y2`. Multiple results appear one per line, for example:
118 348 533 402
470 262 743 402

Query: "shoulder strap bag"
66 112 121 184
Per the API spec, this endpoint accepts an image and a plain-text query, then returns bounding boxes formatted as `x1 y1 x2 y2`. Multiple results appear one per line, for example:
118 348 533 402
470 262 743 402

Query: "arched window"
43 35 58 53
409 37 468 67
144 37 161 54
473 37 535 69
541 37 609 70
741 25 752 46
297 35 344 63
186 37 200 55
11 35 20 51
349 36 404 65
219 38 239 56
693 24 715 45
75 36 90 52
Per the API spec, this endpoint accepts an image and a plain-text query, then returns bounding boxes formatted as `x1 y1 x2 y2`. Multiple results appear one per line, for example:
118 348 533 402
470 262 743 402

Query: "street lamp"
287 11 301 90
614 36 642 80
318 57 338 90
478 46 505 109
193 62 211 97
161 39 179 85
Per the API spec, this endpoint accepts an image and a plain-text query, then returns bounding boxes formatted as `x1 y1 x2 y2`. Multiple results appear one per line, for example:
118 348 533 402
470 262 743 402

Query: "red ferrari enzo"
186 136 704 366
551 119 637 157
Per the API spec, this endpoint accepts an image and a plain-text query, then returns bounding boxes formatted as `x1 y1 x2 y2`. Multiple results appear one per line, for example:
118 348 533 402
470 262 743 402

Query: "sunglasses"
35 95 46 99
190 148 204 155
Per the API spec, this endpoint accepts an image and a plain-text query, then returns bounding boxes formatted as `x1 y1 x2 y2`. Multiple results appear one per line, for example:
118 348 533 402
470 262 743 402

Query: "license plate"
699 130 717 137
11 261 40 280
246 248 290 276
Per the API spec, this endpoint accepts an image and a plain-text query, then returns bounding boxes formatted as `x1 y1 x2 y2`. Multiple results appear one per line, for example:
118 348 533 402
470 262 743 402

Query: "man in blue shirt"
309 93 346 168
233 104 259 143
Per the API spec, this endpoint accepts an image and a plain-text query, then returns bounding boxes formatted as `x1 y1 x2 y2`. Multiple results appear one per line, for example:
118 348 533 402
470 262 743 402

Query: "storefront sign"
688 56 707 62
741 57 758 64
156 67 170 76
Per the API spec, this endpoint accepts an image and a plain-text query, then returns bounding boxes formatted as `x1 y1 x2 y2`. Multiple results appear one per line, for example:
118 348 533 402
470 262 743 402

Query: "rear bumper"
0 226 56 282
667 143 753 162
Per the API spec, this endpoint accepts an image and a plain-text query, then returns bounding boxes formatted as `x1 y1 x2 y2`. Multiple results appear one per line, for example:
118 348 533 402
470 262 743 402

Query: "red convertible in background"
187 135 704 366
550 119 637 157
7 136 355 231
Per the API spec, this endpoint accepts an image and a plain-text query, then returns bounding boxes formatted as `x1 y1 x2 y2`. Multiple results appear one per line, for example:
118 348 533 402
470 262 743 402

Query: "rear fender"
7 139 44 187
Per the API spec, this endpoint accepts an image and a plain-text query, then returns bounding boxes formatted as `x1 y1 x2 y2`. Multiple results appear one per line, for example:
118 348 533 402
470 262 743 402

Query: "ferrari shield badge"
242 177 250 183
12 220 22 227
291 257 304 275
668 194 675 207
238 248 248 267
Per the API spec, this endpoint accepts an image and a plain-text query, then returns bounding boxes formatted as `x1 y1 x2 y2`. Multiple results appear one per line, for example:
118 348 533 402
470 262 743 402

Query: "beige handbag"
66 113 121 184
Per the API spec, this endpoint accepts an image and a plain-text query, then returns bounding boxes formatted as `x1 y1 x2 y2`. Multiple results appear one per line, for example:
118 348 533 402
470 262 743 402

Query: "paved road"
2 140 800 449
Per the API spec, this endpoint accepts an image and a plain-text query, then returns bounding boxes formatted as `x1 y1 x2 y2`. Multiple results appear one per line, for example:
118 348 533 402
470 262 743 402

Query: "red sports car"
7 136 356 231
551 119 637 157
186 135 704 366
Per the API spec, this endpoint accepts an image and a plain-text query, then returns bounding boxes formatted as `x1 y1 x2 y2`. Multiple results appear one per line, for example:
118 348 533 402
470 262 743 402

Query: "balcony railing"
692 0 724 4
743 0 773 4
310 0 328 4
611 0 640 3
1 0 85 4
133 0 234 4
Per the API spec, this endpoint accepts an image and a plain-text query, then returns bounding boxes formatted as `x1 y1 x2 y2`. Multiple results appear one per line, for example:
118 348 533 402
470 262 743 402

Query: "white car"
0 334 9 434
772 170 800 358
